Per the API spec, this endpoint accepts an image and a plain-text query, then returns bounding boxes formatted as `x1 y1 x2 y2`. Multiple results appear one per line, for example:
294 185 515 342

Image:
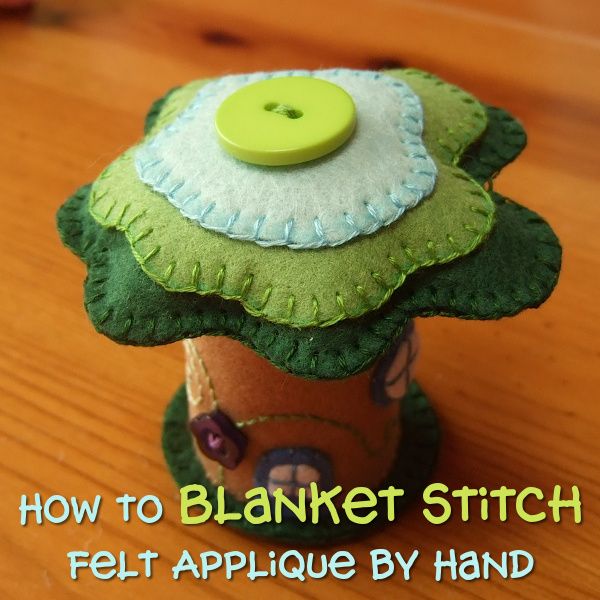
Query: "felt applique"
90 152 492 329
58 185 410 379
255 447 334 501
163 380 439 542
145 90 526 189
189 410 247 469
56 66 562 543
145 69 490 171
183 334 403 499
371 320 419 406
57 182 560 379
89 69 495 328
135 69 438 250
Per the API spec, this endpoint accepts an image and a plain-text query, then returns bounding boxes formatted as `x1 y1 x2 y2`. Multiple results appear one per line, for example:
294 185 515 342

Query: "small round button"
215 76 356 166
189 409 247 470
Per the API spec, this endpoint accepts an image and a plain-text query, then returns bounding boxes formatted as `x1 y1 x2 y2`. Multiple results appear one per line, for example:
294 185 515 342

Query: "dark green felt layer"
392 192 562 320
162 381 439 544
461 106 527 184
57 187 561 378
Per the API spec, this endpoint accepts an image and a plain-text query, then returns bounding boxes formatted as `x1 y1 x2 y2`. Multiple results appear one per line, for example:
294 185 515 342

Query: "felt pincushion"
57 68 561 542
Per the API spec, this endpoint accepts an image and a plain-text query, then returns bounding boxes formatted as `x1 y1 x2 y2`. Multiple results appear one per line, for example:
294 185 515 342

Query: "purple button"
189 410 247 469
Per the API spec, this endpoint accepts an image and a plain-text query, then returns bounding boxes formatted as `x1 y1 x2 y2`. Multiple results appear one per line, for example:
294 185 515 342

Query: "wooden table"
1 1 598 598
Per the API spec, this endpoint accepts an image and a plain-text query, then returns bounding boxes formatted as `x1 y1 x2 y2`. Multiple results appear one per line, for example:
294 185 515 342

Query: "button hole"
264 102 303 119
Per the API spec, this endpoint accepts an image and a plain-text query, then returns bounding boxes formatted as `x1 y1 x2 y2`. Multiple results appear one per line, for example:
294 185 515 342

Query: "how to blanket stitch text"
17 484 582 527
179 483 582 526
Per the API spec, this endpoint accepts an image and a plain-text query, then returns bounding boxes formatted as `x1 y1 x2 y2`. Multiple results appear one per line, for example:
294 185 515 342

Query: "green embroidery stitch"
186 339 398 459
235 413 400 459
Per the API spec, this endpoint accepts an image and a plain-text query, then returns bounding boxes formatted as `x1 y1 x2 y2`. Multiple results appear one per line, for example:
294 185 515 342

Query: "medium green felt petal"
387 68 488 165
460 106 527 184
89 150 493 327
145 81 206 136
58 186 410 379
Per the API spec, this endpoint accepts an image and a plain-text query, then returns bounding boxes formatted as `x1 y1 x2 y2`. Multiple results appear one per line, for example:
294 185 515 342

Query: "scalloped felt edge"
388 69 487 167
56 186 561 379
461 106 527 184
392 192 562 320
162 380 440 543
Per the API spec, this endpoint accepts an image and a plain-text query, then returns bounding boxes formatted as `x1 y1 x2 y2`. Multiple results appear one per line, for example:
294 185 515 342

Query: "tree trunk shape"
184 324 418 502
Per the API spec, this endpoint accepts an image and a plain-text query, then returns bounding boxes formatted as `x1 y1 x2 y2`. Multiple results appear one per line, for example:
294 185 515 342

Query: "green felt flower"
56 98 560 380
87 69 495 328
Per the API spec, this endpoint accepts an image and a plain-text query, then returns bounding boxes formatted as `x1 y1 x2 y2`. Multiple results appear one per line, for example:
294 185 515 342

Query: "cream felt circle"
135 69 437 250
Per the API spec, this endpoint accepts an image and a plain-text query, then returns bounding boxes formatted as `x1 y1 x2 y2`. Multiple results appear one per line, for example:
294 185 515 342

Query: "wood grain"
0 1 598 598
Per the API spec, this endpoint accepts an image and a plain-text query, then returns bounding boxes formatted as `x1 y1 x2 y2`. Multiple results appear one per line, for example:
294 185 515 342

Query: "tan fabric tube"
184 334 415 501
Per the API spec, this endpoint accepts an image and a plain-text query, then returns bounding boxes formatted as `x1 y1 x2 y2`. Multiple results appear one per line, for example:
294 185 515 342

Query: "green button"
215 76 357 166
